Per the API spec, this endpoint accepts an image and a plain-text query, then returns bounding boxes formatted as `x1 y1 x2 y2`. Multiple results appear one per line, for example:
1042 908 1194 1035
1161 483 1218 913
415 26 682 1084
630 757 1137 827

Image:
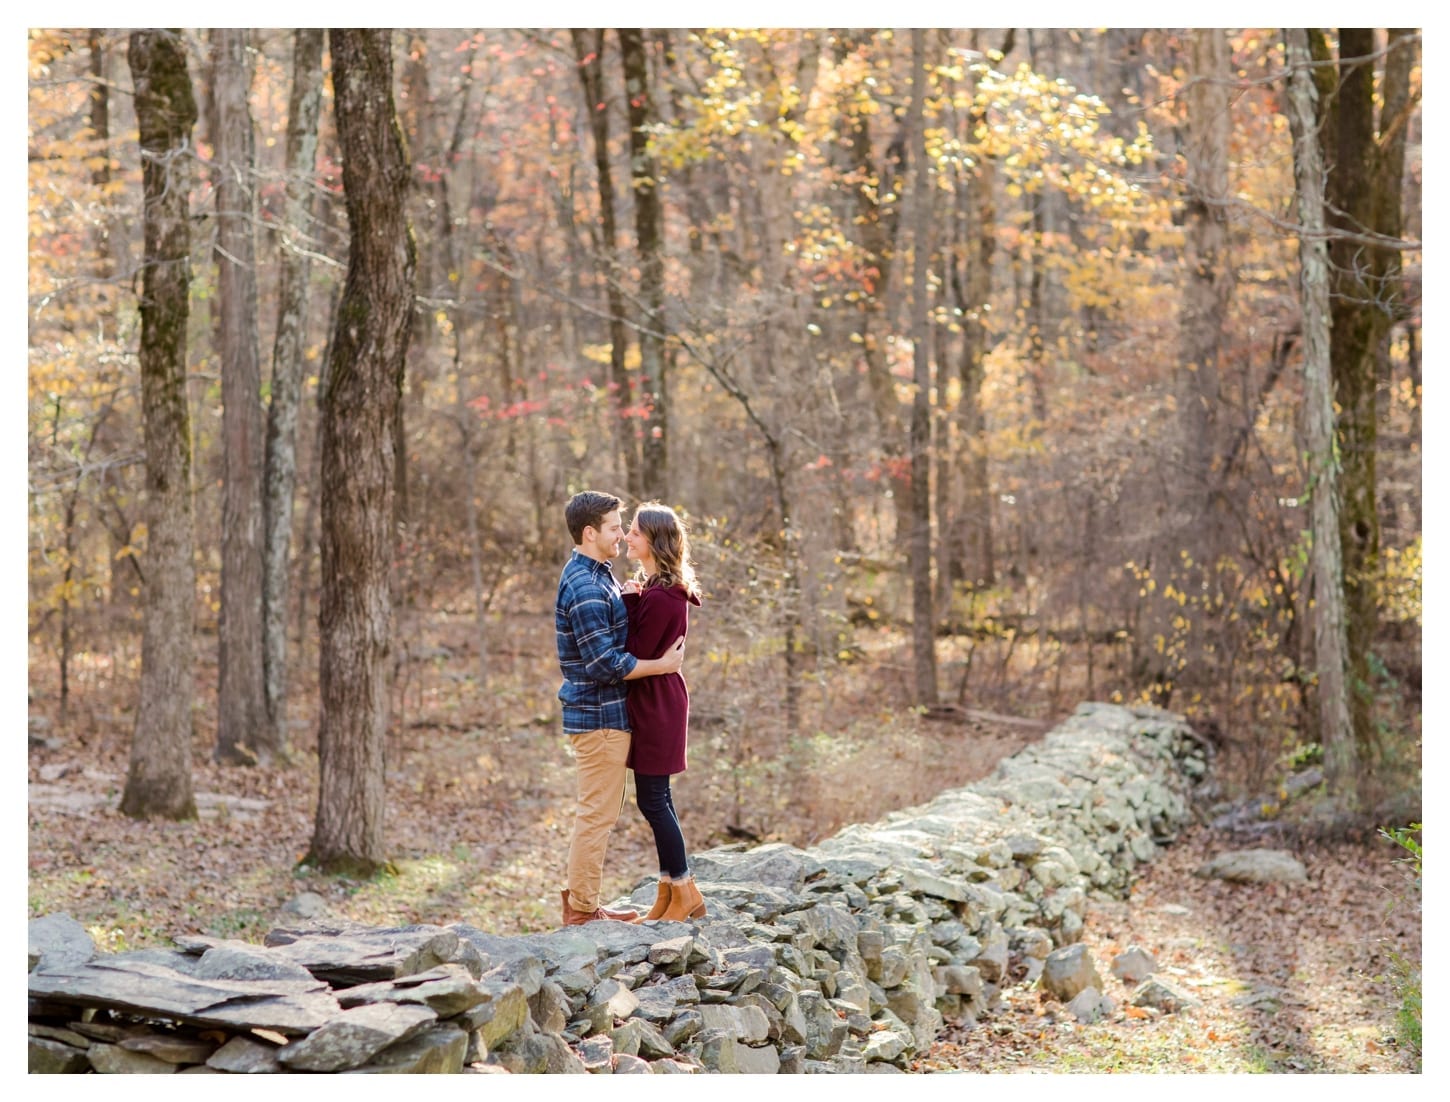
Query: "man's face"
583 510 624 562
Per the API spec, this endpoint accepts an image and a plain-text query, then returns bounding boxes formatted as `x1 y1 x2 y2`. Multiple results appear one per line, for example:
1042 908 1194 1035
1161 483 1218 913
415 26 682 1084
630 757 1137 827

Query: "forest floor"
27 618 1421 1075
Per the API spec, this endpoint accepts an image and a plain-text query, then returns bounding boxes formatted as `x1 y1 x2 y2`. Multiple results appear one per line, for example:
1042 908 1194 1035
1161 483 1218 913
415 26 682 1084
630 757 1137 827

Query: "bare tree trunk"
1178 28 1234 512
908 29 938 707
262 28 325 762
619 27 669 498
121 28 198 821
1284 27 1355 797
210 29 271 765
307 27 417 875
571 29 642 497
1324 28 1417 769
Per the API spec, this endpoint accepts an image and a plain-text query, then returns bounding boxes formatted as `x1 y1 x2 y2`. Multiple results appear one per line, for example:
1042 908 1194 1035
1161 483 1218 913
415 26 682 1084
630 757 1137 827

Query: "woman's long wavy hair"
630 502 701 599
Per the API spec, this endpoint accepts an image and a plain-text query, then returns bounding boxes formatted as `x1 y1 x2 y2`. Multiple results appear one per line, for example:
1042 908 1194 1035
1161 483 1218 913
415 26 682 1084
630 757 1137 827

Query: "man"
556 490 684 925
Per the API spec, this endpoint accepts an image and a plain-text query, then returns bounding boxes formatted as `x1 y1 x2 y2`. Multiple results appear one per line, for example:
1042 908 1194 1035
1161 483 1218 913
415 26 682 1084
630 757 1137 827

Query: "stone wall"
29 702 1209 1074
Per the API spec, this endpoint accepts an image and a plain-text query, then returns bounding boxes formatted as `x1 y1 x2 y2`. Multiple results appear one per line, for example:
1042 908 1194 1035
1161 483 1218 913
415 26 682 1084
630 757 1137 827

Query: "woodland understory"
29 26 1421 1073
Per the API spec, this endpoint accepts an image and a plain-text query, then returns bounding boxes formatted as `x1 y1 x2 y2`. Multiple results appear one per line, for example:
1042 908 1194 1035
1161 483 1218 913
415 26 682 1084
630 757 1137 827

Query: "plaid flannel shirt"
555 549 638 734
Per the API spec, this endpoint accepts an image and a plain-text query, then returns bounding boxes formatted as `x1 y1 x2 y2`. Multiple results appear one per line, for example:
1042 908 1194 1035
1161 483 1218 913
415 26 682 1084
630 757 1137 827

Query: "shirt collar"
571 548 616 579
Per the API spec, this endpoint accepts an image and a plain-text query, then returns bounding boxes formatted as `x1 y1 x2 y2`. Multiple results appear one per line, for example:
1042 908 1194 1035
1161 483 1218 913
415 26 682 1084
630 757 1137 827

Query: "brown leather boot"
560 889 639 926
659 876 705 921
643 880 672 921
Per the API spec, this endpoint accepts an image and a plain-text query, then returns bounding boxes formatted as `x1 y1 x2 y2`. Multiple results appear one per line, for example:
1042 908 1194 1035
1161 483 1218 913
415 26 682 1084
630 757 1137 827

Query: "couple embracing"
554 490 704 927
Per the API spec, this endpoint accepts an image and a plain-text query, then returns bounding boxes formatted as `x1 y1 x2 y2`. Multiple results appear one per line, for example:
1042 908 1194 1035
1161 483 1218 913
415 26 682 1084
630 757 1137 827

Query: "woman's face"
625 516 655 569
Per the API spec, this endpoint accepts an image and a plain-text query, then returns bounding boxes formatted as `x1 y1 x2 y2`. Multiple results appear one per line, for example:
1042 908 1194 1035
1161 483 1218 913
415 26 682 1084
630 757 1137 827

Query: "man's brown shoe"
560 889 638 926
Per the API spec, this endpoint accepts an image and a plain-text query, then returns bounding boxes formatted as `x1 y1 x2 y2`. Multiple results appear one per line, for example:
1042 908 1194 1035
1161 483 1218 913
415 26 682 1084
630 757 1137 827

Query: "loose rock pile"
29 702 1210 1074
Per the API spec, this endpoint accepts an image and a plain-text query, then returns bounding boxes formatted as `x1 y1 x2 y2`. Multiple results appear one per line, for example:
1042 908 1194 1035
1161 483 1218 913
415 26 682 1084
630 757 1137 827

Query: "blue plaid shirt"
555 550 638 734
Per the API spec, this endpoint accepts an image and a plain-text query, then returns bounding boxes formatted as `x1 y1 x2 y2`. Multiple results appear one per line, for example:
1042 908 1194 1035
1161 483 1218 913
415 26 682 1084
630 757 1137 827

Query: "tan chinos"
565 727 631 913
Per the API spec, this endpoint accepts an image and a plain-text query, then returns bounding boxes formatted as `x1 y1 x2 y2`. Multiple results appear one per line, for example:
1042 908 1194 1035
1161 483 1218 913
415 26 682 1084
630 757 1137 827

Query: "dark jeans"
635 772 689 880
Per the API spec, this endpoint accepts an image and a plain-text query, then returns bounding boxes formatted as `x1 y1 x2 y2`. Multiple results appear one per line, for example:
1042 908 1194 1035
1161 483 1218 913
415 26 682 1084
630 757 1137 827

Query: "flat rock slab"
348 1021 468 1074
261 923 461 987
337 963 487 1018
206 1035 285 1073
27 956 341 1035
277 1002 437 1071
1195 849 1308 884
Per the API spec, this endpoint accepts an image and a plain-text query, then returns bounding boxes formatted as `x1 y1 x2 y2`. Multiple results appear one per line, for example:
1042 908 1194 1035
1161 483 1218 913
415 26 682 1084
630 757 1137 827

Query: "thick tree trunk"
571 29 642 497
908 29 938 707
619 27 669 498
307 28 416 875
262 28 325 761
1325 28 1416 768
1284 27 1355 796
211 28 272 765
121 28 198 821
1178 28 1234 511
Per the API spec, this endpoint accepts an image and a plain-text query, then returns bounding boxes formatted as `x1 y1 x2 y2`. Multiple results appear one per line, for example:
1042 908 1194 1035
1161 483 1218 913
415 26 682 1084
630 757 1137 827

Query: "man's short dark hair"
565 490 622 544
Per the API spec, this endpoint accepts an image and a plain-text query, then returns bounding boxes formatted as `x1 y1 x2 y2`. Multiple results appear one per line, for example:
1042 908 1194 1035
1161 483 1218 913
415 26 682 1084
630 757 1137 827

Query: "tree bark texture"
946 71 997 594
121 28 198 821
908 29 938 706
211 28 273 765
308 28 417 875
1284 27 1356 795
262 28 325 756
619 27 669 498
571 29 642 498
1178 28 1234 511
1324 28 1415 762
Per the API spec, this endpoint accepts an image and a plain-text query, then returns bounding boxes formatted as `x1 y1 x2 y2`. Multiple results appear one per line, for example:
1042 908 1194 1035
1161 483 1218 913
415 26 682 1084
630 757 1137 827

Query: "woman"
622 502 705 922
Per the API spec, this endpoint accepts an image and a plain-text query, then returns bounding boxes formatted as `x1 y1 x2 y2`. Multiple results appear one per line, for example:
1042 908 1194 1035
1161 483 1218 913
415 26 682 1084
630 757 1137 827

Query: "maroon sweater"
622 583 700 775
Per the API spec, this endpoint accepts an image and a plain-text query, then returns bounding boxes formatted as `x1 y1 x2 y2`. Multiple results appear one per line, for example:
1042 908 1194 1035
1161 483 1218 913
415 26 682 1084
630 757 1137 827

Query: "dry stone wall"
29 702 1209 1074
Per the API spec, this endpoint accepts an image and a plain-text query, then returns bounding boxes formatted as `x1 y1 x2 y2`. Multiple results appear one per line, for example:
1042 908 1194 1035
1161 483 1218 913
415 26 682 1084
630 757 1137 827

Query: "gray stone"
528 980 570 1033
898 866 970 902
1040 943 1103 1002
338 963 487 1018
1195 849 1308 884
118 1032 217 1064
613 1052 653 1073
1131 978 1201 1014
262 922 461 986
861 1027 911 1062
189 943 321 984
651 1057 698 1073
353 1022 468 1073
28 1022 91 1047
280 891 330 918
698 1002 770 1042
691 842 822 893
647 935 695 970
578 1035 614 1072
277 1003 437 1072
456 979 528 1048
28 1035 90 1074
494 1031 588 1073
88 1041 178 1073
29 913 96 972
631 983 680 1021
1064 986 1116 1023
206 1036 284 1073
1110 946 1157 985
28 956 341 1035
587 978 640 1022
662 1008 703 1047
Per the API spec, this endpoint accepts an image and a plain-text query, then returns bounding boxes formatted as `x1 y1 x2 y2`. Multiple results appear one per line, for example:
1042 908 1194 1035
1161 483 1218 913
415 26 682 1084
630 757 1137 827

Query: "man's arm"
567 580 639 684
624 636 685 679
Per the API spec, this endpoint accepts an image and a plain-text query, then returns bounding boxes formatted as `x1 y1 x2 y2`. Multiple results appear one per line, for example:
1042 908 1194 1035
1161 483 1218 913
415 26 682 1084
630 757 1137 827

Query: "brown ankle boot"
660 876 705 921
644 880 672 921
